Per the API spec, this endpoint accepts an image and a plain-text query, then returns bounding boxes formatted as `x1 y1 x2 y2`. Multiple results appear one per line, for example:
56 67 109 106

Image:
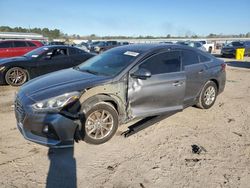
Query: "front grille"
15 97 26 124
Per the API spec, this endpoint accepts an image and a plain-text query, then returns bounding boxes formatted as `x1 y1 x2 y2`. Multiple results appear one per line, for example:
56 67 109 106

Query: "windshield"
227 42 244 47
77 51 138 76
188 42 195 47
24 47 49 58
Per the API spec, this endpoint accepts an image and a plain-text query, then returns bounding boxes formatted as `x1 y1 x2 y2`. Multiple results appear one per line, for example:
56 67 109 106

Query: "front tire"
197 81 218 109
5 67 28 86
83 102 118 144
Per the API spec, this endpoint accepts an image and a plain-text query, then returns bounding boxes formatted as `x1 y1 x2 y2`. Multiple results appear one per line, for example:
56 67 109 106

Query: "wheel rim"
204 86 216 105
7 68 26 86
85 110 114 140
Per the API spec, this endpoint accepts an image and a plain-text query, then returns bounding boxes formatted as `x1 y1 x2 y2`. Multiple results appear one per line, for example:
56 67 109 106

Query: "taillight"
221 63 226 71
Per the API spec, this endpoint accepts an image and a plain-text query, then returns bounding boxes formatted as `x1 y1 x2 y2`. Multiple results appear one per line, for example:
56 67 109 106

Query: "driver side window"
47 48 68 58
140 51 181 75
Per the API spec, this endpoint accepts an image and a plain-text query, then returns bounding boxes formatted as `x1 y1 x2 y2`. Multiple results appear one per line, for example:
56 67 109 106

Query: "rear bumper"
218 71 226 95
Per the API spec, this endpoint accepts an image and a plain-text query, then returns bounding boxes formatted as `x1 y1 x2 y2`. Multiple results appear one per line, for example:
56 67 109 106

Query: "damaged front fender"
79 79 129 124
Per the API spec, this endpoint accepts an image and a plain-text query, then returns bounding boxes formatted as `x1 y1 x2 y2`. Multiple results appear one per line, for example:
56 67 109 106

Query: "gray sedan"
15 44 226 147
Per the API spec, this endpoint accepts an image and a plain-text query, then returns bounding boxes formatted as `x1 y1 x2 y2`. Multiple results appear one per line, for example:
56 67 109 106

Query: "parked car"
198 40 214 53
87 41 103 52
221 41 250 57
176 41 206 52
160 41 173 44
49 41 65 45
94 41 119 53
15 44 226 148
119 41 130 45
75 42 90 52
0 45 94 86
0 40 43 58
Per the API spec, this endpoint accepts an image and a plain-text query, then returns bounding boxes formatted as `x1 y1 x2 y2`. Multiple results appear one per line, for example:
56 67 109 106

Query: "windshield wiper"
74 67 109 76
80 69 100 75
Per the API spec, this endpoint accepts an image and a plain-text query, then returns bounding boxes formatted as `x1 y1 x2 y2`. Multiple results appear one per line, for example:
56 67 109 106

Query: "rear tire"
82 102 118 144
5 67 28 86
196 81 218 109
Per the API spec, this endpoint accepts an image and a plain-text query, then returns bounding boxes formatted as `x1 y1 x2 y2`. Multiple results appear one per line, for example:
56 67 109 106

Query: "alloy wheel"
6 68 27 86
85 110 114 140
204 86 216 105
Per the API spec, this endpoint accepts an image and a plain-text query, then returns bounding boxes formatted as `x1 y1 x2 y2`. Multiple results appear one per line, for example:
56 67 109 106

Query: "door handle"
172 81 183 86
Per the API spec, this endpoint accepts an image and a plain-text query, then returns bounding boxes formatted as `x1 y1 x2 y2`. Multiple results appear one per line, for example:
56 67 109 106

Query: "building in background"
0 32 48 41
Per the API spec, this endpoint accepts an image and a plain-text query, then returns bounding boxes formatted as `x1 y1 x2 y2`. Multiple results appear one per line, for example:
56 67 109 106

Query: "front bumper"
221 49 235 56
15 95 79 148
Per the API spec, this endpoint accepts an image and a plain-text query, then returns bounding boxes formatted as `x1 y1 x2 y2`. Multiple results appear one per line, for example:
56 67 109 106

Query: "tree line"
0 26 61 40
0 26 249 40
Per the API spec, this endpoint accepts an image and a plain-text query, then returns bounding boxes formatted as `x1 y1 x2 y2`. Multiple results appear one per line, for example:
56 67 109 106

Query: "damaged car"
15 44 226 147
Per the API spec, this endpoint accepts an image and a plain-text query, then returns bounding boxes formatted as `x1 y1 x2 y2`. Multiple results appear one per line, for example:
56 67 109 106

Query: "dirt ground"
0 57 250 188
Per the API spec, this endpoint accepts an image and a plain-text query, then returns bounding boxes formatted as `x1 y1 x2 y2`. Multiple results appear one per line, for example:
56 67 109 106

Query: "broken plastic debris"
191 144 207 154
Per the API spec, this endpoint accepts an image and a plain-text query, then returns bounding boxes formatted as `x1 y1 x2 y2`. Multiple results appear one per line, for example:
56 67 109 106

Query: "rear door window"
181 50 199 66
199 53 211 63
0 41 13 48
69 47 85 55
50 48 68 58
140 51 181 75
13 41 28 47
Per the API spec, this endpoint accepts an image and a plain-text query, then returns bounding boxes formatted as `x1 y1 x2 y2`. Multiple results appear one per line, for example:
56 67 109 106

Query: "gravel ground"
0 57 250 188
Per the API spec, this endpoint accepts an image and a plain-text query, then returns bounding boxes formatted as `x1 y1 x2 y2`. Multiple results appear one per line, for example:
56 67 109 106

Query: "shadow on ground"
46 147 76 188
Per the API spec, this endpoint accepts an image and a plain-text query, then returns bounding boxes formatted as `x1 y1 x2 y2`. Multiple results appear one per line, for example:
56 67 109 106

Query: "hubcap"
7 69 26 85
204 86 216 105
85 110 114 140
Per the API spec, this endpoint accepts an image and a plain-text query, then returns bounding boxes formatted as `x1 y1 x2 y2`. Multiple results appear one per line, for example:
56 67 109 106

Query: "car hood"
0 56 29 65
19 68 112 102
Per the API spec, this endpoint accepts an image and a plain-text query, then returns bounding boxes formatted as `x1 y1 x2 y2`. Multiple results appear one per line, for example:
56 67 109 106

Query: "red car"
0 40 43 58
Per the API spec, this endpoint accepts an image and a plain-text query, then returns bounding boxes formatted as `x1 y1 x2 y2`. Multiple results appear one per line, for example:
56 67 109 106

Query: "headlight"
0 66 5 72
32 91 80 112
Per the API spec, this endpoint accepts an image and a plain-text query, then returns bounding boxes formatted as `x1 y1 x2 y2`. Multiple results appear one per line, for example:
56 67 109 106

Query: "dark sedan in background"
94 41 120 53
221 41 250 57
0 45 94 86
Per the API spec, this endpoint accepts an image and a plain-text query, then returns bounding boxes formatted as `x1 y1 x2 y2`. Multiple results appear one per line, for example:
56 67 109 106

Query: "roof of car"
109 43 194 54
44 45 73 48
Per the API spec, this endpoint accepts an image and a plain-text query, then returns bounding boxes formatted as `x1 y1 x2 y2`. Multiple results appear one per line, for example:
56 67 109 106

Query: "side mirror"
130 68 151 80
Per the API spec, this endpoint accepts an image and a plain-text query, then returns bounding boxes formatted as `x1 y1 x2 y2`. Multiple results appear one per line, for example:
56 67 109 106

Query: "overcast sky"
0 0 250 36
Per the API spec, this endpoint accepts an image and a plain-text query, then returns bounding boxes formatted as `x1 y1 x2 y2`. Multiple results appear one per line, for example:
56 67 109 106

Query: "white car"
199 40 214 53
